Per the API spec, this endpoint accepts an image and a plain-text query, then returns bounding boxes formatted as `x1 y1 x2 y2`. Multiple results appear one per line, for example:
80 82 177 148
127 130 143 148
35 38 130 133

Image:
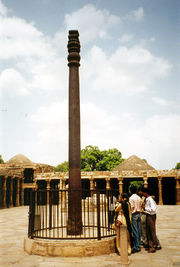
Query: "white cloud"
0 68 29 96
0 15 55 60
0 0 8 16
119 34 133 43
0 7 66 95
29 101 68 164
54 4 120 46
152 97 172 106
126 7 144 21
30 100 180 169
29 58 67 92
82 45 171 95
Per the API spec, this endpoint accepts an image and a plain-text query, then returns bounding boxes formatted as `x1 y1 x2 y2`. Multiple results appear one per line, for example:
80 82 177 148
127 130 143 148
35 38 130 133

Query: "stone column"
16 177 20 207
106 177 111 190
143 175 148 188
90 176 94 190
90 176 94 197
67 30 82 235
46 179 50 205
10 177 13 207
158 177 163 205
3 176 7 208
118 177 123 195
176 177 180 205
21 177 24 205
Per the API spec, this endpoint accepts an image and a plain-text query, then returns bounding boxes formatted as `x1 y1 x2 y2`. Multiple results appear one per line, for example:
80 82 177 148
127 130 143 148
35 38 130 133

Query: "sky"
0 0 179 170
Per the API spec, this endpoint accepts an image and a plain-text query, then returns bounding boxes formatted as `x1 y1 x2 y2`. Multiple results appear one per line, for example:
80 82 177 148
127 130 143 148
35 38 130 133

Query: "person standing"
108 194 117 225
114 193 133 255
129 185 142 253
138 188 148 249
141 188 161 253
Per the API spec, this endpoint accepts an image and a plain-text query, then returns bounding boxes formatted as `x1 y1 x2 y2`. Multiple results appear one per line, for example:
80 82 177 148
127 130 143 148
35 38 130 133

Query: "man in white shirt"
108 194 117 225
142 188 160 253
129 185 142 253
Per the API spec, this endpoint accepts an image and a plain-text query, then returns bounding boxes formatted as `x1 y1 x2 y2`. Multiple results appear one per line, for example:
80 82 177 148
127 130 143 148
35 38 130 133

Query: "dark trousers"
108 210 115 224
146 214 158 248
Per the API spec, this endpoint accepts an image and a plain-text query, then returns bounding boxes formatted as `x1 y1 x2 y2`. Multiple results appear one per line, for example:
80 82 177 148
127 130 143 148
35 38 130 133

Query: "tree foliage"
129 181 144 193
54 161 69 172
175 162 180 169
54 145 124 172
0 155 4 164
81 145 123 171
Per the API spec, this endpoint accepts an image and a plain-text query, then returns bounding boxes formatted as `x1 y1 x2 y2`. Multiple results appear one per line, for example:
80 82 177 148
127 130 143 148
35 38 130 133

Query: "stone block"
32 241 48 256
24 237 33 255
62 246 84 257
84 246 95 256
47 245 64 256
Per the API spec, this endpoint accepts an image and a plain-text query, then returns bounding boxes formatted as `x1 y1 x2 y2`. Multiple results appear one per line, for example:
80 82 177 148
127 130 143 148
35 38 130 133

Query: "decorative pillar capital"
67 30 80 67
118 177 123 195
118 177 123 183
143 176 148 188
90 175 94 181
90 176 94 187
46 179 51 190
105 177 111 190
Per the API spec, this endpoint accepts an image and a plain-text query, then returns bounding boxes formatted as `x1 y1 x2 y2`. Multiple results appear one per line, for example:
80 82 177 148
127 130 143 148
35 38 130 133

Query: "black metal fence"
28 189 118 240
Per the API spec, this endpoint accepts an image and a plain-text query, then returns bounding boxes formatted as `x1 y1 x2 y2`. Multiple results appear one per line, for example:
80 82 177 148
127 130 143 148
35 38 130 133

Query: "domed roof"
114 155 155 171
6 153 35 166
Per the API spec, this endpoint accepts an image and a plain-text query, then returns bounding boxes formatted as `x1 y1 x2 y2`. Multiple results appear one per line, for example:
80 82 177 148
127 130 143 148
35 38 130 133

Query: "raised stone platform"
1 206 180 267
24 236 115 257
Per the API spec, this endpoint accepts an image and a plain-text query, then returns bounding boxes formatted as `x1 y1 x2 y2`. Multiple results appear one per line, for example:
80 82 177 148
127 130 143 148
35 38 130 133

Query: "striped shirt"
129 194 142 214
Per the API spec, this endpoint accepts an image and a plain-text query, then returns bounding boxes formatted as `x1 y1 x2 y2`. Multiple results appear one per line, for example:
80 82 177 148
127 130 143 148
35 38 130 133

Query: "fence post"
28 190 35 238
49 190 52 230
120 225 129 265
107 190 110 231
96 190 101 240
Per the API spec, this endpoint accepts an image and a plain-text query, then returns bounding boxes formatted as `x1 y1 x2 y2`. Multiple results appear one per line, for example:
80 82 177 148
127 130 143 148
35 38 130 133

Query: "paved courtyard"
0 205 180 267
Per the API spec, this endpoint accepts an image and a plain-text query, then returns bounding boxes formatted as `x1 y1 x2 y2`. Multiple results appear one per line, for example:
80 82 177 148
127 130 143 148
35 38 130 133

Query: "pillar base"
67 218 82 235
24 236 115 257
176 188 180 205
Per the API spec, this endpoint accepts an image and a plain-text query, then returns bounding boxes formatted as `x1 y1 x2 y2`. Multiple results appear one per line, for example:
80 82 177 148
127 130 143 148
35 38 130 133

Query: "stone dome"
114 155 155 171
6 153 35 166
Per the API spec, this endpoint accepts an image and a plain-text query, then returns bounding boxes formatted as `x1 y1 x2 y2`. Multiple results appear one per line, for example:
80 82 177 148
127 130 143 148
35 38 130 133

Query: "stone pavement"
0 205 180 267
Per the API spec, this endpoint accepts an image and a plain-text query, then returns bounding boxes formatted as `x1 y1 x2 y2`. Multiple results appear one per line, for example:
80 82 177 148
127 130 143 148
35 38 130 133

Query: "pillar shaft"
176 178 180 205
67 30 82 235
10 177 13 207
90 176 94 197
46 180 50 205
16 177 20 207
21 178 24 205
158 177 163 205
143 176 148 188
118 177 123 195
106 178 110 190
3 176 7 208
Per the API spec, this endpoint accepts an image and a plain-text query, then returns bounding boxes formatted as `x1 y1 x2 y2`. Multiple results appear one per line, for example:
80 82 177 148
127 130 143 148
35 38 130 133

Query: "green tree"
0 155 4 164
81 145 102 171
54 146 124 172
175 162 180 169
54 161 69 172
81 145 123 171
129 181 144 193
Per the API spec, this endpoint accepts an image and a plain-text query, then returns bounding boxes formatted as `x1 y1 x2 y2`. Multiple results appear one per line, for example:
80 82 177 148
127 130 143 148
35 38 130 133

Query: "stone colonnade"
35 172 180 205
0 175 24 208
1 170 180 208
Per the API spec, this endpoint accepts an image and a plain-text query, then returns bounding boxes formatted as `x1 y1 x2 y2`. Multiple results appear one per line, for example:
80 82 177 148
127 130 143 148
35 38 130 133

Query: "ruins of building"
0 154 53 208
1 154 179 208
